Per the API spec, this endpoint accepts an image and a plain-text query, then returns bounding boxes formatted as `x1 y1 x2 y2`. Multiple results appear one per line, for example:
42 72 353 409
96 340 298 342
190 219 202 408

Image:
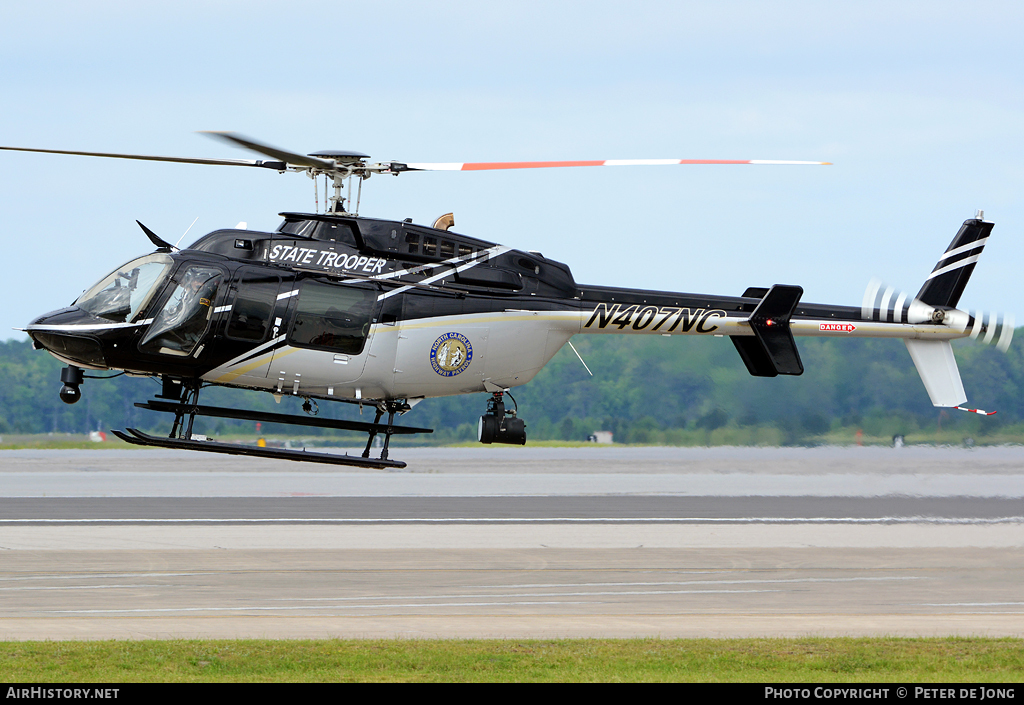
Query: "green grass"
1 638 1022 682
0 434 135 450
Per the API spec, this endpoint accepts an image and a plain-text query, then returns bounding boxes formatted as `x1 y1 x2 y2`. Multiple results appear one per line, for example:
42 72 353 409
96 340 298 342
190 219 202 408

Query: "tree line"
2 330 1020 442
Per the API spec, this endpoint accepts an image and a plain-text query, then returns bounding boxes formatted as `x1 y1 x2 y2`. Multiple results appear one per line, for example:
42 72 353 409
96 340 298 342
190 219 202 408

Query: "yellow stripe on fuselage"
211 311 577 384
212 346 300 384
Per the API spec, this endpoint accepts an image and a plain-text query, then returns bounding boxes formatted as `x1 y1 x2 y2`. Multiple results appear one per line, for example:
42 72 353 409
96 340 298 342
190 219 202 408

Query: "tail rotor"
862 278 1014 352
967 310 1015 352
861 278 938 325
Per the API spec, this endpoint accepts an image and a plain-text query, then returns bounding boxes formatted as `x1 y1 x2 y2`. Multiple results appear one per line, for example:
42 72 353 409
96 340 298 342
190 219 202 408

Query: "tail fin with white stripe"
915 212 992 308
904 212 998 409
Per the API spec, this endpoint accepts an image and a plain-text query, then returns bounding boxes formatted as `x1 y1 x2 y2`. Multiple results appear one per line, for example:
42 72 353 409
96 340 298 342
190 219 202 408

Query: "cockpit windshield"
75 254 173 323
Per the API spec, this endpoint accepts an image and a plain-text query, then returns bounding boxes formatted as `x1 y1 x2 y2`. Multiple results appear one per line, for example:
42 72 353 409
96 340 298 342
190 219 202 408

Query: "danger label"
819 323 857 332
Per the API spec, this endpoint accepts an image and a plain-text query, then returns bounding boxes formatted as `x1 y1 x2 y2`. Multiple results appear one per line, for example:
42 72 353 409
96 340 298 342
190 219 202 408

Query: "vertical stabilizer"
916 216 992 308
904 339 967 407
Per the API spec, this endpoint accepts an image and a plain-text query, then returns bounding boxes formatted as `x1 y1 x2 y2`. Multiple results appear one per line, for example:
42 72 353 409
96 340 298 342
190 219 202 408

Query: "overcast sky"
2 0 1022 340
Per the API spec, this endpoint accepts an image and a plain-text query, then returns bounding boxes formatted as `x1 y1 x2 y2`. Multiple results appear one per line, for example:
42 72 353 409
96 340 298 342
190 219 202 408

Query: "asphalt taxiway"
1 446 1022 639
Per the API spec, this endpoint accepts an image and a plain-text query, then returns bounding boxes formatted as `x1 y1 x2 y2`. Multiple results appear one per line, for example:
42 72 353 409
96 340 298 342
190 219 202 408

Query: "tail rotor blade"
862 278 935 324
862 278 883 320
861 279 1015 350
970 311 1015 352
998 314 1015 352
983 312 998 345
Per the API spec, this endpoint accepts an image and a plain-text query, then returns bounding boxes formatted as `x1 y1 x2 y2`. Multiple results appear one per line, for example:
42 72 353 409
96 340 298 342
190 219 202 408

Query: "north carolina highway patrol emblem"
430 332 473 377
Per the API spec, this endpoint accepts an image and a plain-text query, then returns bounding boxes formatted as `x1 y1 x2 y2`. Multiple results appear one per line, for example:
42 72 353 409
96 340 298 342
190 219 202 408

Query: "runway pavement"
1 446 1022 639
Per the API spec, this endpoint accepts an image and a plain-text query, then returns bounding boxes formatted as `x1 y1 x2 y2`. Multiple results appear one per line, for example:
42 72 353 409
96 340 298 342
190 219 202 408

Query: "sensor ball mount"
59 365 84 405
478 391 526 445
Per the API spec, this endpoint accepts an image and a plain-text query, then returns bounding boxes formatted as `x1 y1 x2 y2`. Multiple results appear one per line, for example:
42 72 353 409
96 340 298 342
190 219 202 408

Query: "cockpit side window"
75 254 173 323
287 280 376 355
313 221 358 246
276 219 316 237
140 265 224 356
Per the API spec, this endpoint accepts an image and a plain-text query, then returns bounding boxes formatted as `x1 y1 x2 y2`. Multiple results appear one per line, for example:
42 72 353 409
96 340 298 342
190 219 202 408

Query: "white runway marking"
462 576 927 590
40 602 600 614
918 602 1024 607
36 591 786 615
269 588 787 602
271 576 927 603
4 523 1022 549
12 575 935 618
4 517 1022 524
5 472 1024 498
0 572 216 582
936 611 1024 615
0 584 166 591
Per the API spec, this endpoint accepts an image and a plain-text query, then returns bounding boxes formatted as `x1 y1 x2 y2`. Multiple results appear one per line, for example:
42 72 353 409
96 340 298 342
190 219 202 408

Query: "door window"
226 271 280 342
140 265 224 356
287 280 376 355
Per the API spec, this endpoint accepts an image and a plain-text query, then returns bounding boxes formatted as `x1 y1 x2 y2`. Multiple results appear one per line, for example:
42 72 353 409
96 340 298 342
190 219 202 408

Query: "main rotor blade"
199 131 336 170
0 145 284 169
401 158 832 171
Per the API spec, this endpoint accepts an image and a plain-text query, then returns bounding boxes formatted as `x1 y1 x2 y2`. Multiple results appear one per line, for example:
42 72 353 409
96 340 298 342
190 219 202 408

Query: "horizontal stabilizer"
904 339 967 407
732 284 804 377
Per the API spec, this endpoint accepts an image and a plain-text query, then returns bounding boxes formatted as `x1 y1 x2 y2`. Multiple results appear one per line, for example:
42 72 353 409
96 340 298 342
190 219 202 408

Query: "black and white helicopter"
4 133 1013 469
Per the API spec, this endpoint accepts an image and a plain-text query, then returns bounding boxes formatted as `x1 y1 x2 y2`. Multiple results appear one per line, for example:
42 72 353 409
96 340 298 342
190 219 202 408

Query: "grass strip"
1 637 1022 683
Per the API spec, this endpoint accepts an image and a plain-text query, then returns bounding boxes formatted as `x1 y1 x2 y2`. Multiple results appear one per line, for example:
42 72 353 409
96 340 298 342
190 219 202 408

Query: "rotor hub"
307 150 370 163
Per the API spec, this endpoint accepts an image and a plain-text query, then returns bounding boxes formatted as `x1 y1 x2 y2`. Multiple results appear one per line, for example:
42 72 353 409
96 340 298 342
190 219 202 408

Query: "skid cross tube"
134 397 431 464
137 400 432 436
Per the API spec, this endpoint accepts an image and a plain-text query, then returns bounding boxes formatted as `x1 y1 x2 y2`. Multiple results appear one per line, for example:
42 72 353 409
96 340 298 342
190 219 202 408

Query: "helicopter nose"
25 306 109 368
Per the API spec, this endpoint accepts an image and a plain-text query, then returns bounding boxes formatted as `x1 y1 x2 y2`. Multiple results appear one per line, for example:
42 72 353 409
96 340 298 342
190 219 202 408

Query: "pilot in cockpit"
185 269 218 312
142 266 223 355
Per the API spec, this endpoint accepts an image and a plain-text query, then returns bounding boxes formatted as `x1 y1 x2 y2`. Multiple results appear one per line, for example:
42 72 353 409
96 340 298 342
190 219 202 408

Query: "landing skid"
122 381 430 467
135 400 432 437
110 428 407 469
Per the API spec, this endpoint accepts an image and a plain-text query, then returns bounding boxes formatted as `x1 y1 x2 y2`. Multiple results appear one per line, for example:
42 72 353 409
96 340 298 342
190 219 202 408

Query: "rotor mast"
305 150 376 215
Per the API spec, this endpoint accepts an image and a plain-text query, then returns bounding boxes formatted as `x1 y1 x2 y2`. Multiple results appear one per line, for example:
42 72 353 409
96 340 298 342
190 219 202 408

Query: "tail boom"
576 300 978 343
570 215 1006 405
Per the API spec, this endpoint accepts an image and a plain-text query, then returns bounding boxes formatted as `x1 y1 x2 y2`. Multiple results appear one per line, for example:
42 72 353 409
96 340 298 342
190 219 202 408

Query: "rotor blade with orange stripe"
401 158 832 171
